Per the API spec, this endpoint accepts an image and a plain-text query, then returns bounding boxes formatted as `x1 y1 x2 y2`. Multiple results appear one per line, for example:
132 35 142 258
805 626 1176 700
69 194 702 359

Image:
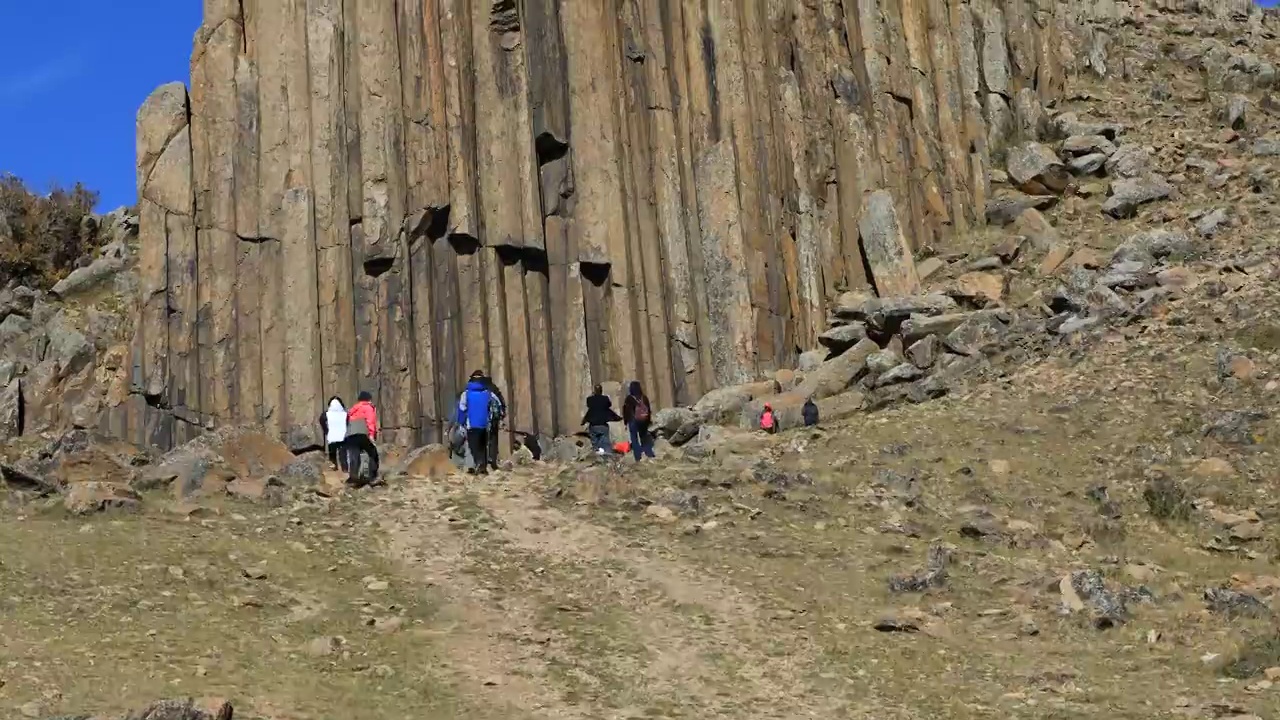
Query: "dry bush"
0 173 99 289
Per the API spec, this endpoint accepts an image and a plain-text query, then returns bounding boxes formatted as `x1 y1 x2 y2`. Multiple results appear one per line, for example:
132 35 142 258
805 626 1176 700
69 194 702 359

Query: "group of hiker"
759 397 821 434
322 371 819 484
580 381 657 459
320 391 381 487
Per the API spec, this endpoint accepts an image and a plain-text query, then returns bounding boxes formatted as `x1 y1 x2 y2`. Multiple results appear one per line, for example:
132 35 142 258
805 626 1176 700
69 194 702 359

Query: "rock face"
120 0 1106 450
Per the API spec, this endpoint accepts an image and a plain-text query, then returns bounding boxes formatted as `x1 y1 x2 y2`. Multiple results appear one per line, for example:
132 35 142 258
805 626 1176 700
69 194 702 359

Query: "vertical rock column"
356 0 417 448
135 82 195 446
281 0 323 449
562 0 639 387
256 0 291 436
190 5 244 427
400 0 449 443
309 0 358 412
681 0 757 387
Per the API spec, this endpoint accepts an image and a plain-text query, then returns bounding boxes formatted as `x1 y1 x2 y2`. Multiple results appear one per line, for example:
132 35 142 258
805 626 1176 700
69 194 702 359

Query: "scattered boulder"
1112 229 1194 264
1105 144 1152 179
1250 137 1280 157
226 475 287 503
797 349 827 372
1006 142 1071 194
1102 176 1173 219
1011 207 1062 252
63 481 141 515
794 338 878 400
985 192 1057 226
818 322 868 351
397 444 457 479
1205 587 1271 618
944 312 1009 356
693 380 778 423
652 406 701 445
949 272 1005 306
144 426 295 498
1069 152 1109 175
1054 112 1123 140
1061 569 1128 629
1204 410 1269 446
1196 208 1230 238
888 544 951 593
1061 134 1117 156
50 243 129 299
907 335 941 369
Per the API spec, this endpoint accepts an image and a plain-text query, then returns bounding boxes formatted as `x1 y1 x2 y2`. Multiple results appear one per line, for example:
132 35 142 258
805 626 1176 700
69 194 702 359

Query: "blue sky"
0 1 1278 212
0 1 200 210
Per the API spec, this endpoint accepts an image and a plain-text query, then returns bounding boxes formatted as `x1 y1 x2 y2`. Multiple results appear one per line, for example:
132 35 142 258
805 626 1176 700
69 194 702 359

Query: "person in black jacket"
621 381 657 461
803 397 820 427
581 384 622 454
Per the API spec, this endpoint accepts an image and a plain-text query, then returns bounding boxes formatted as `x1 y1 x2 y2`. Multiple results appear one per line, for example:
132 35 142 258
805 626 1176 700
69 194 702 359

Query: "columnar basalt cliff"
116 0 1176 450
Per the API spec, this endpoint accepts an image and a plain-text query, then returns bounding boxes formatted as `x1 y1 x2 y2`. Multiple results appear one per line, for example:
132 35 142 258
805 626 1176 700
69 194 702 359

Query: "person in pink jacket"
345 391 379 486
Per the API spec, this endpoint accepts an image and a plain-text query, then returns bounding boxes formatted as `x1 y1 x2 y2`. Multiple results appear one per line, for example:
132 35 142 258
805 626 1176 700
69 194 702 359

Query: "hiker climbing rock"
345 391 380 487
319 396 349 472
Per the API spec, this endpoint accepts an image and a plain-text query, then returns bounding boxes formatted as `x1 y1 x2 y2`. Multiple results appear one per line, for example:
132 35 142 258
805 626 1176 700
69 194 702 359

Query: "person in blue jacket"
456 370 504 475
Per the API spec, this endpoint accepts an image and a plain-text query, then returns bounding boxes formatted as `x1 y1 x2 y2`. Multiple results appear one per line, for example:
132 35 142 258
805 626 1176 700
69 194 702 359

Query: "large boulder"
794 338 878 400
64 481 141 515
691 380 779 423
396 444 458 479
985 192 1058 226
1006 142 1071 194
50 241 130 299
1111 229 1195 264
139 426 295 498
1104 144 1152 179
1102 176 1172 219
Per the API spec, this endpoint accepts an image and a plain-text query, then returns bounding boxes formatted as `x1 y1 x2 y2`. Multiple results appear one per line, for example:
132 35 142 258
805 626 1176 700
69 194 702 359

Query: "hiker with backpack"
621 381 657 461
456 370 504 475
344 391 380 486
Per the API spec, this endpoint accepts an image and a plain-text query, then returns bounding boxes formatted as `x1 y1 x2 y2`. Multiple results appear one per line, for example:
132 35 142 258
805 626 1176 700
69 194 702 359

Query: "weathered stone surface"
986 192 1058 226
1105 144 1152 179
119 0 1090 450
1103 176 1173 218
1007 142 1071 194
858 191 920 298
795 338 879 401
0 378 20 440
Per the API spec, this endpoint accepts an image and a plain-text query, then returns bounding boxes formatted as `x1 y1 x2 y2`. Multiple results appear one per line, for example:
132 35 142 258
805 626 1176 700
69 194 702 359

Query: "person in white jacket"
319 396 349 472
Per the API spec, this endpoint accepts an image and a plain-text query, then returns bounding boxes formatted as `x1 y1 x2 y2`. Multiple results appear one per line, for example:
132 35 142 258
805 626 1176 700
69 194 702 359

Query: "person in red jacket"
345 391 380 486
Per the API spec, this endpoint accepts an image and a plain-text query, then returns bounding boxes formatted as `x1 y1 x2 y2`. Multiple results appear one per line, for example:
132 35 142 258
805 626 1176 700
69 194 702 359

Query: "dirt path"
369 472 853 719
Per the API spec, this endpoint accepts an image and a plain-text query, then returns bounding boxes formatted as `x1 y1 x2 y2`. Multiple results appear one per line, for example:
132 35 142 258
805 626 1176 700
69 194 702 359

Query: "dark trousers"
467 428 490 472
628 421 656 460
327 441 348 471
487 426 501 465
588 425 611 452
346 433 379 483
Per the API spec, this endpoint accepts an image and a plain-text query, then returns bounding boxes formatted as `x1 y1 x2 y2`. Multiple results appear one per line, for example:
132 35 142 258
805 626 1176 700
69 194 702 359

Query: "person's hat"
470 369 485 379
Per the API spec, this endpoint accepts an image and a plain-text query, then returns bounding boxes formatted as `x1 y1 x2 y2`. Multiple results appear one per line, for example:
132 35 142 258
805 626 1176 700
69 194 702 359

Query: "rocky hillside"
120 0 1129 452
1 206 140 449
